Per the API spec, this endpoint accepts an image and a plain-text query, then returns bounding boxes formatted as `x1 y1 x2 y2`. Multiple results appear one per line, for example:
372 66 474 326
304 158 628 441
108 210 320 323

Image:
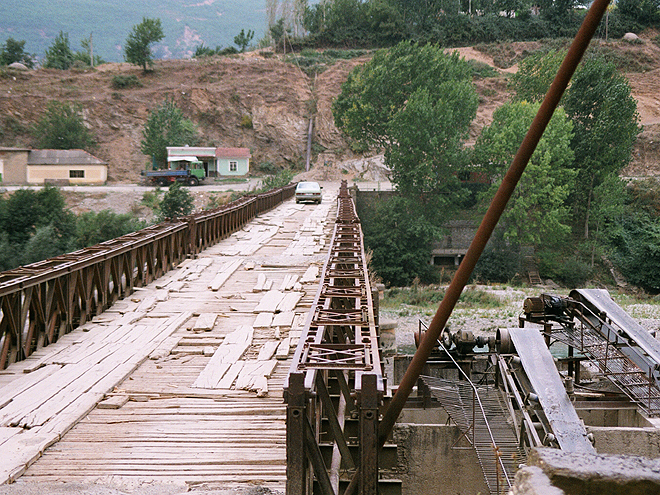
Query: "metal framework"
520 289 660 416
0 184 296 369
285 180 384 495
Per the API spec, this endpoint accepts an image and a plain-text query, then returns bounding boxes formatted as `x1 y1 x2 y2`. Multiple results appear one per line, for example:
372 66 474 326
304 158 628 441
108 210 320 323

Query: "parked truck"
141 160 206 186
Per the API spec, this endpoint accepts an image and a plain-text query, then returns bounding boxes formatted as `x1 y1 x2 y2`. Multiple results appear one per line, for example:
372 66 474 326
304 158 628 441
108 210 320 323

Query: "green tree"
0 186 75 260
233 29 254 52
510 51 641 240
0 37 34 68
474 101 576 247
509 49 565 104
32 101 96 151
141 98 197 168
43 31 74 69
564 56 641 239
74 210 146 249
617 0 660 26
124 17 165 71
159 182 194 219
334 42 477 212
73 35 107 67
362 196 439 286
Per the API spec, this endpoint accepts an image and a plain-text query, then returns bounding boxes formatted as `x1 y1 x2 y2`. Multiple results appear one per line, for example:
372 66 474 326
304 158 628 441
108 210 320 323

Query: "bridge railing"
285 180 383 495
0 183 296 369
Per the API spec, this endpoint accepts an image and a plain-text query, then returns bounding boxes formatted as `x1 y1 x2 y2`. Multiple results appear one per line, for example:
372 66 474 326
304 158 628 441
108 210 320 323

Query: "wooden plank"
217 361 245 389
0 427 22 448
301 266 319 283
275 339 290 360
97 395 129 410
192 325 253 389
209 259 242 291
235 361 278 391
253 273 267 292
193 313 218 332
192 363 231 389
272 311 295 328
257 341 279 361
253 290 285 313
277 292 303 312
253 312 274 328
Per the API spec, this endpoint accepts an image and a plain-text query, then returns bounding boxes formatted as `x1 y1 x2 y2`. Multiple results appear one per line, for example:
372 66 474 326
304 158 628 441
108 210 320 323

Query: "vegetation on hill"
283 0 659 51
339 41 655 292
0 186 145 271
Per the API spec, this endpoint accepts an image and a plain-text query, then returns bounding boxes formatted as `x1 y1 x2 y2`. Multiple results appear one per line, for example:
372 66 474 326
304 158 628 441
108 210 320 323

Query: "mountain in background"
1 0 278 63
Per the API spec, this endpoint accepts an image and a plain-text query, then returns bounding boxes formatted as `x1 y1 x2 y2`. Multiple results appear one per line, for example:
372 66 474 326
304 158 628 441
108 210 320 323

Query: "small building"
216 147 251 176
166 147 251 178
0 148 108 185
0 147 31 183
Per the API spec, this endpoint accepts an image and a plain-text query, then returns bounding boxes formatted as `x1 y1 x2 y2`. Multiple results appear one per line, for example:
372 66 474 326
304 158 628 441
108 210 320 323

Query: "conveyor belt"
571 289 660 377
507 328 595 454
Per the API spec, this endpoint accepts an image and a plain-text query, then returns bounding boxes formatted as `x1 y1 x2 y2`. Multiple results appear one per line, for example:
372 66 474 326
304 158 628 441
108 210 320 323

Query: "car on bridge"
295 181 322 204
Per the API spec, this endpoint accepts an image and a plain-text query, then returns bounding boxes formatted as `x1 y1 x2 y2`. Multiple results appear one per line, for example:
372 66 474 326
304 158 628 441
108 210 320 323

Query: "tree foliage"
32 101 96 151
43 31 74 69
234 29 255 52
510 50 641 239
361 196 439 286
564 55 641 238
474 101 576 247
334 41 478 212
0 37 34 68
334 42 478 285
124 17 165 71
0 187 146 272
74 210 146 249
141 98 197 168
159 182 194 220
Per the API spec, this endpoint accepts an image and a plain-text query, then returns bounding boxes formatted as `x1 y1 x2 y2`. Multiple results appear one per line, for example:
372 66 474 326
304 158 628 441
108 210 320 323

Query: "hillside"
0 0 318 63
1 37 660 184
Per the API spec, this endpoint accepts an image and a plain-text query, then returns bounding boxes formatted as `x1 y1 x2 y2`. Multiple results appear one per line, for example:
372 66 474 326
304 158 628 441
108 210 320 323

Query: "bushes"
0 186 146 272
111 74 142 89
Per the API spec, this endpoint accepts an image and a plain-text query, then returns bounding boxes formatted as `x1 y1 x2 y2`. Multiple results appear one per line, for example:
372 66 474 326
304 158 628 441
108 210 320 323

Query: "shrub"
159 182 194 219
240 114 253 129
258 161 279 174
111 74 142 89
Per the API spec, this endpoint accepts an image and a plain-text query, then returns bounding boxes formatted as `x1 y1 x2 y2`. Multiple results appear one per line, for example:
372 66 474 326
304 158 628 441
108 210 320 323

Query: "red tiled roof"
215 147 251 159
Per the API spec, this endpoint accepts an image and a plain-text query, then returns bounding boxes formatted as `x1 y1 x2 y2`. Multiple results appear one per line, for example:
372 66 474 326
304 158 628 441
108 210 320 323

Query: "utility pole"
90 32 94 68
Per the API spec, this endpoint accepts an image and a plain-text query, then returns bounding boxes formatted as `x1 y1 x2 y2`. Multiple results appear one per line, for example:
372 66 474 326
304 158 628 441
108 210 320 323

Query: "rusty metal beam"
378 0 612 449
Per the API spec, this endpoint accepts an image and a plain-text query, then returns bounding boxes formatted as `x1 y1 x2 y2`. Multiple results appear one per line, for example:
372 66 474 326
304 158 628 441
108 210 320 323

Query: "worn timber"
0 184 295 370
0 183 336 489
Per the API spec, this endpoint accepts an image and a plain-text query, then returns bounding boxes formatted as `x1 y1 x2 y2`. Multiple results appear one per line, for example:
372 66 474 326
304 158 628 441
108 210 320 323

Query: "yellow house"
0 148 108 185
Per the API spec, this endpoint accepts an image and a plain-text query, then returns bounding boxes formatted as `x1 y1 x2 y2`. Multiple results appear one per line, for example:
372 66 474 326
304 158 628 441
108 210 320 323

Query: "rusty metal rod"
377 0 612 449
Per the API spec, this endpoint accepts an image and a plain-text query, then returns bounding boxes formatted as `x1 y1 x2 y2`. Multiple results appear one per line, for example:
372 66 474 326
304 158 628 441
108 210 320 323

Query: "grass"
381 285 504 311
286 48 370 76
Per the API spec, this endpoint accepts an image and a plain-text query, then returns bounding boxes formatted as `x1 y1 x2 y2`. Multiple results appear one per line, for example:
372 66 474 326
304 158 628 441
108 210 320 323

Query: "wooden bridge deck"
0 186 338 491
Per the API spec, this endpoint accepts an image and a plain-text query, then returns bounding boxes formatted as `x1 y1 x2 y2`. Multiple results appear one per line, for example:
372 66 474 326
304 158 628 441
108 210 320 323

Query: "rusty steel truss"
286 180 384 495
0 184 296 370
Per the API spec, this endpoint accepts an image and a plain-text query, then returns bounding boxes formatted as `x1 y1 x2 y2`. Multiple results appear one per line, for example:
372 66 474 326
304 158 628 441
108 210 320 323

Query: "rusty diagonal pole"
376 0 612 451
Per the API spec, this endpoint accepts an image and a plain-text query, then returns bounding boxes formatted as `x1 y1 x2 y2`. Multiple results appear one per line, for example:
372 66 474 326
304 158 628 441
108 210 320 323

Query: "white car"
295 181 322 204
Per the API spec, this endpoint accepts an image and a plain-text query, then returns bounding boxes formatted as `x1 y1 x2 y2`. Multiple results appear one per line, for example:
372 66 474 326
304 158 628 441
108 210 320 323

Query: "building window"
69 170 85 178
229 161 237 172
